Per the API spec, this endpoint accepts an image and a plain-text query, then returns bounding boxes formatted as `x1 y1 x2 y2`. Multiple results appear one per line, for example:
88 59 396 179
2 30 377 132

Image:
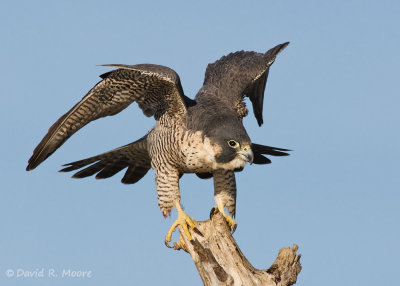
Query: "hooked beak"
237 145 254 164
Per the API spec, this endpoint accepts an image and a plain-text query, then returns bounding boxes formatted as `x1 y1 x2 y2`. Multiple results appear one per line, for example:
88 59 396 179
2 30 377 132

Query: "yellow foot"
172 234 189 252
165 206 198 248
210 205 238 233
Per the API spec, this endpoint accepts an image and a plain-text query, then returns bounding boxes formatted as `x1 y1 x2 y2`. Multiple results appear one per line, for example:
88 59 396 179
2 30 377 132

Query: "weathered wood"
173 212 301 286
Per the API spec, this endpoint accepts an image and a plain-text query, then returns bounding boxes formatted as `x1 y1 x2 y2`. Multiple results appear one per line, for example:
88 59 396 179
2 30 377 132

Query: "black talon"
193 227 203 237
209 206 217 219
165 240 172 248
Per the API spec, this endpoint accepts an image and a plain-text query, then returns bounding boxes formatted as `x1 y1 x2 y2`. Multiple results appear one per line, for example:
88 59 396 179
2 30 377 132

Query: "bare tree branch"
173 212 301 286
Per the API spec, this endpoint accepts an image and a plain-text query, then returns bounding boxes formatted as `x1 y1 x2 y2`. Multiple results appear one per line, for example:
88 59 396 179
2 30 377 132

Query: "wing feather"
27 64 185 171
200 42 289 125
251 143 291 165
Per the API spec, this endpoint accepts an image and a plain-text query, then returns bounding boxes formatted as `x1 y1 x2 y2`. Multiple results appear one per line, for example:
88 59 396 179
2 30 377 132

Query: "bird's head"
205 115 253 167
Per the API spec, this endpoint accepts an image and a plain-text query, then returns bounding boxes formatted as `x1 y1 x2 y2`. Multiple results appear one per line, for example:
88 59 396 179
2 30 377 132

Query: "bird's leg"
156 167 199 247
212 169 238 233
210 202 237 233
165 201 198 248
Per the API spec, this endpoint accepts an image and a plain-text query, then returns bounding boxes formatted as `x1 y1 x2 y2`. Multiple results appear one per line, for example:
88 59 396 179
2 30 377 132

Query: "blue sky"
1 1 399 285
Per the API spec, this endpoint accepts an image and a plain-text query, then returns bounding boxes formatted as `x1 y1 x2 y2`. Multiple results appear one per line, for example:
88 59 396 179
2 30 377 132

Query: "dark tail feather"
121 166 149 184
59 137 151 184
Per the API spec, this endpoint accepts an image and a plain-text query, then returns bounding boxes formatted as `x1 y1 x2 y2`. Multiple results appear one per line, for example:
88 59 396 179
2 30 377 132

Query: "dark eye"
227 140 239 148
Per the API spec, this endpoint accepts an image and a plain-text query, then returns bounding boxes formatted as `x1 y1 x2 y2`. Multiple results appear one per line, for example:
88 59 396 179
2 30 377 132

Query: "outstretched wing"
201 42 289 126
59 136 151 184
27 64 186 171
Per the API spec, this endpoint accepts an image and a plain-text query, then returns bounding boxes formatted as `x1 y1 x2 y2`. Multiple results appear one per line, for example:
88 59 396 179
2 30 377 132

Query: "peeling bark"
173 212 301 286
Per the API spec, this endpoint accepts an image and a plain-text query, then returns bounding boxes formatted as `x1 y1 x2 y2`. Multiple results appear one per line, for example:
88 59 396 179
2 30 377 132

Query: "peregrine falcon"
26 42 290 246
